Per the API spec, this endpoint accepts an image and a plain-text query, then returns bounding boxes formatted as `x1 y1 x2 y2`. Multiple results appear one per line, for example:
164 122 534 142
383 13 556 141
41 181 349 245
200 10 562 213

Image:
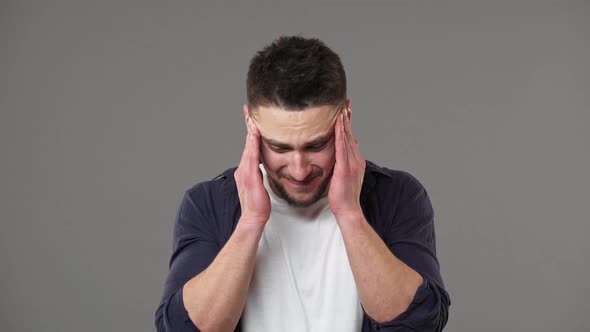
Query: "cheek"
260 148 285 170
305 146 336 171
316 148 336 169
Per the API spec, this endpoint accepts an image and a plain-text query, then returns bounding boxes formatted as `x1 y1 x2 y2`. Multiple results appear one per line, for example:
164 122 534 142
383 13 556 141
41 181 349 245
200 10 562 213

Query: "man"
155 35 450 332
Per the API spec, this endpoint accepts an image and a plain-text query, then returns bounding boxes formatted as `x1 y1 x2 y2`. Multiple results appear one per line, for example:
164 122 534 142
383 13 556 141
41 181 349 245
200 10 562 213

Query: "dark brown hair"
246 35 347 113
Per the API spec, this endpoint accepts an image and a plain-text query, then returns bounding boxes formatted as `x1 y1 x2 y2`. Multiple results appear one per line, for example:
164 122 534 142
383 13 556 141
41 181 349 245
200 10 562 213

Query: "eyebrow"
261 132 334 149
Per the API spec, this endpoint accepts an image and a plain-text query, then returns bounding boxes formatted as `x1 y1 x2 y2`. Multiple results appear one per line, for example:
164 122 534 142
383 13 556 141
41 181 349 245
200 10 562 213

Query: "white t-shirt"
241 165 363 332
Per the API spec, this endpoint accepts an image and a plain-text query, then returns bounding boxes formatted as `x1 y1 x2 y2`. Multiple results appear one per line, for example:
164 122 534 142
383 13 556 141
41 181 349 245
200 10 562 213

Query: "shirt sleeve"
370 172 451 331
155 185 222 332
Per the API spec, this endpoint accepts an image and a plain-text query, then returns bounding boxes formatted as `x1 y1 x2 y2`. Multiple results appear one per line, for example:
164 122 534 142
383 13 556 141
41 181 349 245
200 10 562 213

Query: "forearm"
338 213 424 323
182 221 264 332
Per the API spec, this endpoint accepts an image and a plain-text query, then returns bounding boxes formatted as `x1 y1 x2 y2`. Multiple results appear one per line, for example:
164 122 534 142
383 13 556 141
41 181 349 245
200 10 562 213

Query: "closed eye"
266 137 332 153
306 143 328 151
270 145 325 153
270 146 289 153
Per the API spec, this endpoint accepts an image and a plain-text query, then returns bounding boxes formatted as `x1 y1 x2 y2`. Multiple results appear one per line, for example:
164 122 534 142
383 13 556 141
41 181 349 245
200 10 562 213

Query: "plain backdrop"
1 1 589 331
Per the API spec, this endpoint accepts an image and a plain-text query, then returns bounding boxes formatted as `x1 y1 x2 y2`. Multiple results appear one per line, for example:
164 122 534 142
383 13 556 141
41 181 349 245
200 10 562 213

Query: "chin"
277 178 330 208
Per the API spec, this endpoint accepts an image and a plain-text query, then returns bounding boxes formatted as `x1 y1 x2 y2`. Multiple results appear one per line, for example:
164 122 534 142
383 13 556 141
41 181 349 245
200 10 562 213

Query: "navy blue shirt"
155 160 450 331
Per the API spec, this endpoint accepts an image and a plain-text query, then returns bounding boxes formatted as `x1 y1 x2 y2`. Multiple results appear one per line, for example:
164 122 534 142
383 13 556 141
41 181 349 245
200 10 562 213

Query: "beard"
268 170 333 208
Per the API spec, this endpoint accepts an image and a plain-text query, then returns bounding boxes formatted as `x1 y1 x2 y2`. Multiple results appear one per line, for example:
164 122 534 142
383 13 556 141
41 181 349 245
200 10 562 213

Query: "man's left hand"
328 108 366 222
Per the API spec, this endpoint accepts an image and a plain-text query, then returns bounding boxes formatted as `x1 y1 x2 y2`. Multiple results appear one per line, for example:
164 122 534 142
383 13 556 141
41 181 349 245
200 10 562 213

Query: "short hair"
246 35 347 113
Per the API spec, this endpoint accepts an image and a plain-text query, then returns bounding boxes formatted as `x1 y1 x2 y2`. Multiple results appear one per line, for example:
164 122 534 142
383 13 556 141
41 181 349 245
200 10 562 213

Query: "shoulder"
181 166 238 216
185 166 238 198
364 160 433 223
365 160 428 197
364 161 435 238
175 167 239 242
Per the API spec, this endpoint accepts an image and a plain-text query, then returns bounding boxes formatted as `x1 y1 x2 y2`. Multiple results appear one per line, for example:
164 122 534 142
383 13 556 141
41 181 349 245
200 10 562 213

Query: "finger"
343 109 361 156
239 118 256 170
239 126 250 163
342 109 363 163
343 108 354 140
247 118 261 168
342 110 354 154
334 113 344 164
334 112 346 166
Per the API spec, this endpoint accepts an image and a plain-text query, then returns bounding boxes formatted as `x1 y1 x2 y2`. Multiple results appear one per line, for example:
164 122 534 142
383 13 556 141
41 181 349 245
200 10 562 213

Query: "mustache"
278 169 323 182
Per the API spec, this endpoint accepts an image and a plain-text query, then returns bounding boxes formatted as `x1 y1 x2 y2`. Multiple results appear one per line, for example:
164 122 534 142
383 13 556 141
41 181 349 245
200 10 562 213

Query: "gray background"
1 1 588 331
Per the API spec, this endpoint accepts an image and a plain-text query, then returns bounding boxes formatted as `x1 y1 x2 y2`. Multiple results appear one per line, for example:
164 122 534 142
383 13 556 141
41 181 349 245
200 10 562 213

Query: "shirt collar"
221 159 390 202
360 160 391 205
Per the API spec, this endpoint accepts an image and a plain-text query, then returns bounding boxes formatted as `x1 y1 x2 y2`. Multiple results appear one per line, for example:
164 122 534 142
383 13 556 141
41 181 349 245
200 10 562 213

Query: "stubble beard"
268 171 333 208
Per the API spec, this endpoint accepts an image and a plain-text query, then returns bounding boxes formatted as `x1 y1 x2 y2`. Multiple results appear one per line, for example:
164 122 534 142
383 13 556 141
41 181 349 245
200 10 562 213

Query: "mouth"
286 176 319 188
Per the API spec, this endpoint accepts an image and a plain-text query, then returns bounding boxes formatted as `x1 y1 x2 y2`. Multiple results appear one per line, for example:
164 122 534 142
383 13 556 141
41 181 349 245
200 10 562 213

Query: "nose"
288 151 313 181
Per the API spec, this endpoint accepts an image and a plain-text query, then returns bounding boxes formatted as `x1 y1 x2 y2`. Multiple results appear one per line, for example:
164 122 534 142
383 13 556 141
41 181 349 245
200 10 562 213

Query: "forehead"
252 104 342 145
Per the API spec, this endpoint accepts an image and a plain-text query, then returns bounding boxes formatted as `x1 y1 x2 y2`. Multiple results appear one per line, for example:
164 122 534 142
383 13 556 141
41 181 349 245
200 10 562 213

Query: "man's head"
243 35 350 207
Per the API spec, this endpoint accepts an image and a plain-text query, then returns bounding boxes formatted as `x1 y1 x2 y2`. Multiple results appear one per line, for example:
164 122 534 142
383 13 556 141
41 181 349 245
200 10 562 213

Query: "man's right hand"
234 116 271 228
181 115 270 332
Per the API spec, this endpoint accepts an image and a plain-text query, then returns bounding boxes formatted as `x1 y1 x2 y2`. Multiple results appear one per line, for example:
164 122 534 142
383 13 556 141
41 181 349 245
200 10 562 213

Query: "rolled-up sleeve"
155 186 222 332
371 172 450 331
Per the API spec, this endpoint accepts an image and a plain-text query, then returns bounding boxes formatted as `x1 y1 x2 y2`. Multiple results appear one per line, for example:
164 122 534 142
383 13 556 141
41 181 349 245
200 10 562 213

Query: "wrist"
236 218 266 236
334 209 366 226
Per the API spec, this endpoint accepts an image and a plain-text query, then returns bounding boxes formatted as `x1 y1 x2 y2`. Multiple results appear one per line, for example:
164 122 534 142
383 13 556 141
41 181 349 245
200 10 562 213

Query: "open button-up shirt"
155 160 450 331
